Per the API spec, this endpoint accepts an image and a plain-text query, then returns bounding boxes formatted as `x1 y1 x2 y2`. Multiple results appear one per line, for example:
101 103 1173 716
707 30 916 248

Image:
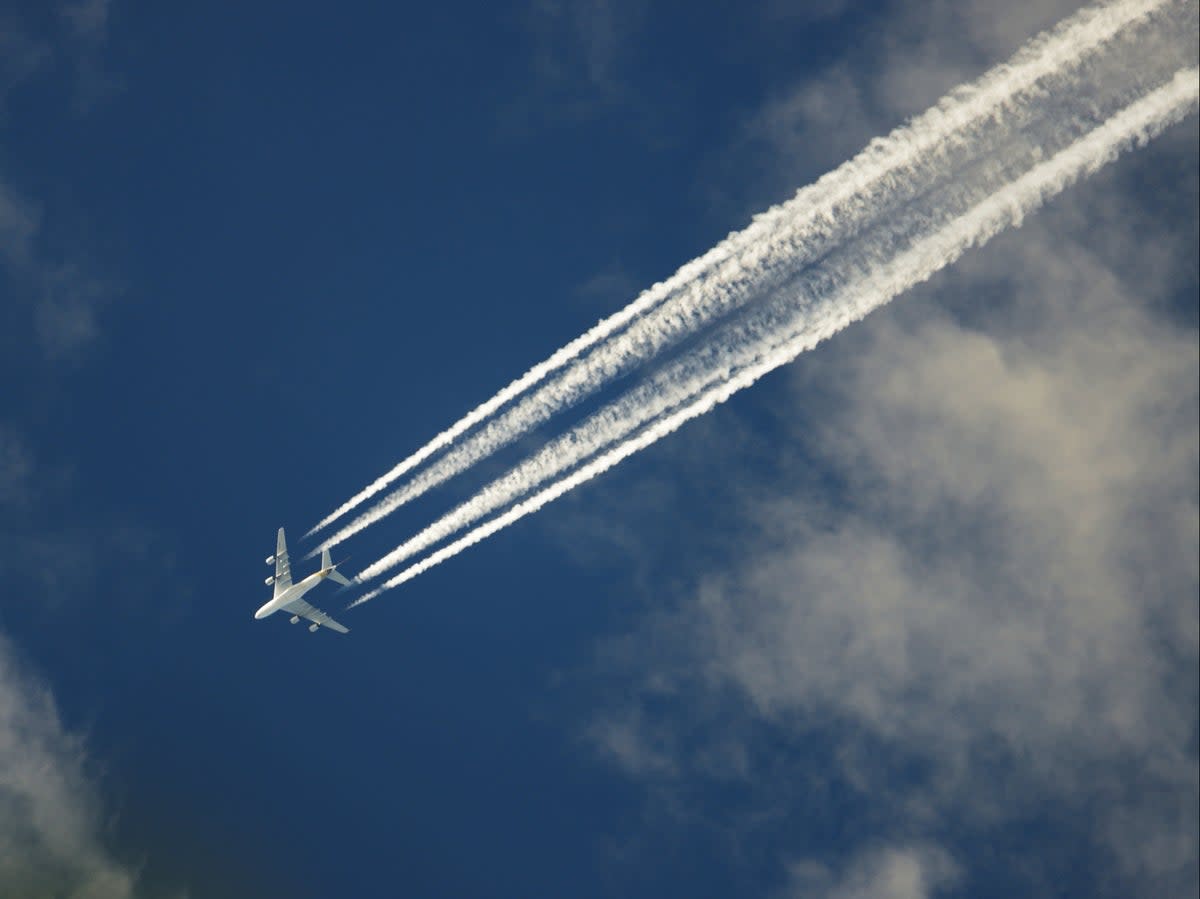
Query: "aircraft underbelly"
256 581 316 618
280 582 315 609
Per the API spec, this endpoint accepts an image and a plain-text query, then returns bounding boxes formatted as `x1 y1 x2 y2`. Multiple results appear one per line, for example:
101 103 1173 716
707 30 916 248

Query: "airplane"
254 527 352 634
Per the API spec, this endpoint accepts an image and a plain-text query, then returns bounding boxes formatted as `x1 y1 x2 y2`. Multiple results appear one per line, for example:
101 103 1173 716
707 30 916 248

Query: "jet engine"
265 555 275 565
308 623 320 633
264 575 275 586
289 615 300 624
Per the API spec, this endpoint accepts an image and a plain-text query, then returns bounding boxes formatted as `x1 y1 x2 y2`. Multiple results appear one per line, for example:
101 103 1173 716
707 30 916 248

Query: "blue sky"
1 2 1196 897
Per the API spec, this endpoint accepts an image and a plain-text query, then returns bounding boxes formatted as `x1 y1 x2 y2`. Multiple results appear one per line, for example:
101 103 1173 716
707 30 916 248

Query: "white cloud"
587 149 1198 891
724 0 1196 212
0 0 120 361
0 434 166 897
576 4 1199 893
33 263 110 360
0 636 139 899
0 425 34 510
782 844 960 899
0 16 51 111
498 0 660 139
0 178 40 268
0 9 173 889
525 0 647 99
1 132 113 364
60 0 111 45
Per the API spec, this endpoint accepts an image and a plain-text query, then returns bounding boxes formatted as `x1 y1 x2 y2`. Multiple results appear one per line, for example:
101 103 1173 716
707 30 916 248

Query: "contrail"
349 67 1199 606
307 0 1174 549
346 1 1194 583
351 139 1090 582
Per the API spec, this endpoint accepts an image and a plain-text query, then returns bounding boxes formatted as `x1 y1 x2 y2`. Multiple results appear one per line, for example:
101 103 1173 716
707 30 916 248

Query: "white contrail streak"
349 67 1199 606
351 144 1069 581
349 2 1195 583
308 0 1173 547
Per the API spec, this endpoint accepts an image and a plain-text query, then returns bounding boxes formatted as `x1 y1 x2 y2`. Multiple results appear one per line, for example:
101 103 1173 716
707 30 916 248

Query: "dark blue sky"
1 2 1196 898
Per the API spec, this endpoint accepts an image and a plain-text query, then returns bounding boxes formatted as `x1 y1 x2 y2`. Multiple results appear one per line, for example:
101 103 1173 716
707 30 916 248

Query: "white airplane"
254 527 352 634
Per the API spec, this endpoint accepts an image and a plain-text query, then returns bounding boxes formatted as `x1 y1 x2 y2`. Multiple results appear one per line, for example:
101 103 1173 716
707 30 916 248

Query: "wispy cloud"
0 9 179 894
0 172 115 363
0 636 139 898
726 0 1096 211
0 178 40 268
0 1 119 365
0 27 49 114
0 425 35 510
60 0 111 44
555 1 1199 892
583 117 1198 895
327 0 1184 556
517 0 648 117
58 0 119 111
781 844 960 899
345 5 1196 600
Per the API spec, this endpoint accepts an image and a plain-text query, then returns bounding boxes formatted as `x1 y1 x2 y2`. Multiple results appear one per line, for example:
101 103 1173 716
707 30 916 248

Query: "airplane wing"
284 597 350 634
273 527 293 597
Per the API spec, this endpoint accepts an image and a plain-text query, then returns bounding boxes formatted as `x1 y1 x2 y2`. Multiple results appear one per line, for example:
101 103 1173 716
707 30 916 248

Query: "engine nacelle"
308 623 320 633
265 555 275 565
289 615 300 625
264 575 275 586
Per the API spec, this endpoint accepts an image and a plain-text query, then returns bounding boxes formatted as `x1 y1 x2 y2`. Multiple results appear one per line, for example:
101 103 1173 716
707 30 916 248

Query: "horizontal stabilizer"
320 547 353 587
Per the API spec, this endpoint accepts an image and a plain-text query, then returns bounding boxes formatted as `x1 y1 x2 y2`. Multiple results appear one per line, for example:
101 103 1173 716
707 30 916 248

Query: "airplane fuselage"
254 568 335 619
257 528 351 634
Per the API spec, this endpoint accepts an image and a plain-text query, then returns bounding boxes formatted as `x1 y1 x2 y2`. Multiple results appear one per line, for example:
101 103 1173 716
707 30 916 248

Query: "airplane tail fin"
321 548 353 587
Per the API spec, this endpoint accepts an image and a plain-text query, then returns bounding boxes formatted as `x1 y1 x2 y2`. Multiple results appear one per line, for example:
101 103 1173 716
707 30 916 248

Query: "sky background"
0 1 1196 897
